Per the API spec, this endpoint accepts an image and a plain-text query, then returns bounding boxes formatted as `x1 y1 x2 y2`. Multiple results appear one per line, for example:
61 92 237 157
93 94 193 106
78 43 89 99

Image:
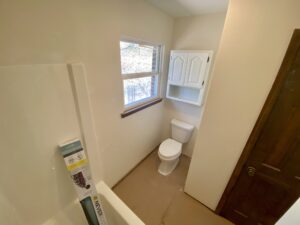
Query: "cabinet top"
170 50 213 54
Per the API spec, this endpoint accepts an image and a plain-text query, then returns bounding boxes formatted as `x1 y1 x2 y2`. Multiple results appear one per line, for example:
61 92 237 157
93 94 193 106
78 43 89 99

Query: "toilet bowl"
158 139 182 176
158 119 194 176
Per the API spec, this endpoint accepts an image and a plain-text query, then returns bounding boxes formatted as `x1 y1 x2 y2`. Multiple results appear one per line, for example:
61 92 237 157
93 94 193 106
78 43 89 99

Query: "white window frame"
120 37 164 111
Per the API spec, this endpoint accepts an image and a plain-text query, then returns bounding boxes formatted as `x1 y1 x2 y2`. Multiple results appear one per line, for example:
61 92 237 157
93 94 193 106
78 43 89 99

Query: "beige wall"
0 0 174 187
185 0 300 210
163 13 226 157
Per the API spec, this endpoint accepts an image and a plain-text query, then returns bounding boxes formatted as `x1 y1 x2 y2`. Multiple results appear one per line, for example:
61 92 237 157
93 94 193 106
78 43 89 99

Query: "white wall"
185 0 300 210
0 0 174 187
0 65 87 225
163 13 226 157
276 198 300 225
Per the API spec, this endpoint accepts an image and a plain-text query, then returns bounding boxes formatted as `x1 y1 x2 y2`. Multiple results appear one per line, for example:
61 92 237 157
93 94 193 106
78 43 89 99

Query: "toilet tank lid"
171 119 194 131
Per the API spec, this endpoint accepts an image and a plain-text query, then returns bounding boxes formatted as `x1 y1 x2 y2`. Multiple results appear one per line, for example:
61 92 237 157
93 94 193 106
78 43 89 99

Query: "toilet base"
158 158 179 176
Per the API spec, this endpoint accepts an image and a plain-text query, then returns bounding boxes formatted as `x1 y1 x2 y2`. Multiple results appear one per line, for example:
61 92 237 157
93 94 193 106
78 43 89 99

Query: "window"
120 39 162 110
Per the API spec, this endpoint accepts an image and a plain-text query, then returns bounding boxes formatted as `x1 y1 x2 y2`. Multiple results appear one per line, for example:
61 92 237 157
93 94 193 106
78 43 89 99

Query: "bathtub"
96 181 145 225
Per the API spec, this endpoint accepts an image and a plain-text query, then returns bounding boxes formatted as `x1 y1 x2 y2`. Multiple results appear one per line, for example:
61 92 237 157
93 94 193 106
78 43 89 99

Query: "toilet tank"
171 119 194 143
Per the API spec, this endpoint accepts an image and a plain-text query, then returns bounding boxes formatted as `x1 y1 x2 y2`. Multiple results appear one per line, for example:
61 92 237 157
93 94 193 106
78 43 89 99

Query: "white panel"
189 57 203 82
172 57 184 82
0 65 87 225
168 53 187 85
185 53 209 88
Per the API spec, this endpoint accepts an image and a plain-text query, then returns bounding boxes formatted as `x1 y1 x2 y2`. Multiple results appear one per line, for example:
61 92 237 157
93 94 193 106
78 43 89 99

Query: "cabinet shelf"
167 85 203 106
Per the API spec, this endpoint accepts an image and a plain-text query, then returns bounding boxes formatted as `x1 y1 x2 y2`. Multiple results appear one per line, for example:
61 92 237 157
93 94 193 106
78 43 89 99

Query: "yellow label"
67 159 88 171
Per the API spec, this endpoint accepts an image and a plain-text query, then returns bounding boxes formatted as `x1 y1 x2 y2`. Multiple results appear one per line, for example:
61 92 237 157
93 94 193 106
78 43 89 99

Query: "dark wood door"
219 30 300 225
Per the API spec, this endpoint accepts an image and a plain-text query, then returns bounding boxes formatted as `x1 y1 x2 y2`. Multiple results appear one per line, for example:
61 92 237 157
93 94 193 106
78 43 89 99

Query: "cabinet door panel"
168 53 187 85
185 53 209 88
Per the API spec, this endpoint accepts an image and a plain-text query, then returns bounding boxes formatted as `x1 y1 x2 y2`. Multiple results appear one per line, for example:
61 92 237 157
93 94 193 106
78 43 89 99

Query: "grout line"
159 185 186 225
183 191 233 224
183 191 218 214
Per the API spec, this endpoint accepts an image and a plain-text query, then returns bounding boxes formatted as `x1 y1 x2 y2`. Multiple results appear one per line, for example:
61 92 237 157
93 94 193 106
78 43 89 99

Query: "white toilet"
158 119 194 176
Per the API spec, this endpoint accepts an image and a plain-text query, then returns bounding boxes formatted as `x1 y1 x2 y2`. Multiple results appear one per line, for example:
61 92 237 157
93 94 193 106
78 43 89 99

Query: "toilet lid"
159 139 182 158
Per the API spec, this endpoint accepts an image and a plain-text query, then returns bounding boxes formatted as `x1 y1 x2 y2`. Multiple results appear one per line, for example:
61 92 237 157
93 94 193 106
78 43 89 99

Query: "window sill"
121 98 163 118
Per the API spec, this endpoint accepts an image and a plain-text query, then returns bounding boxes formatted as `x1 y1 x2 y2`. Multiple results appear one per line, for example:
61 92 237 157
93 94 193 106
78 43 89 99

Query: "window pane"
120 41 159 74
123 76 158 106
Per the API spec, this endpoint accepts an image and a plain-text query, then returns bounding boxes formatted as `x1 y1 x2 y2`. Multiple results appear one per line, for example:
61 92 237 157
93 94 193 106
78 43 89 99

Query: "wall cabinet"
166 50 213 106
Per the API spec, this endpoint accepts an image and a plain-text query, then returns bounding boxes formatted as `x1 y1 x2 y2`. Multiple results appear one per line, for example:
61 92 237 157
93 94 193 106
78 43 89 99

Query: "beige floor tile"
161 192 233 225
113 149 233 225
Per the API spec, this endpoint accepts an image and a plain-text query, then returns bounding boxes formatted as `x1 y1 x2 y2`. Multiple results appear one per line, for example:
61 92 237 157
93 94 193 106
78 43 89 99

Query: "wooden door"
218 30 300 225
184 53 209 88
168 52 187 85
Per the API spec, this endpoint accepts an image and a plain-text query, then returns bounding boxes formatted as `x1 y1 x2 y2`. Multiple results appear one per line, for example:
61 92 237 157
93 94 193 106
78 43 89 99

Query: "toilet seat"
158 138 182 160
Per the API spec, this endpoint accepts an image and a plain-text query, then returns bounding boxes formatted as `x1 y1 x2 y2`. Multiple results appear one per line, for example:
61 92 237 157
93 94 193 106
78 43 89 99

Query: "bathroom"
1 0 300 225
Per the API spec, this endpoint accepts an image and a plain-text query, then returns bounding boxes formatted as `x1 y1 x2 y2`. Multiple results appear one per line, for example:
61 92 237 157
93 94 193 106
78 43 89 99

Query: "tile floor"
113 149 233 225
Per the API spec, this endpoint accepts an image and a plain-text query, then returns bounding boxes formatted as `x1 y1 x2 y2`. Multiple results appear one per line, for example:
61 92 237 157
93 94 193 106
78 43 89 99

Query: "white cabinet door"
168 53 188 85
184 53 209 88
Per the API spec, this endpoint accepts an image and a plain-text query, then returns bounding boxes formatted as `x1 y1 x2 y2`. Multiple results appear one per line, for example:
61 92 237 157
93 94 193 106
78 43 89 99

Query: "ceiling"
145 0 229 17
